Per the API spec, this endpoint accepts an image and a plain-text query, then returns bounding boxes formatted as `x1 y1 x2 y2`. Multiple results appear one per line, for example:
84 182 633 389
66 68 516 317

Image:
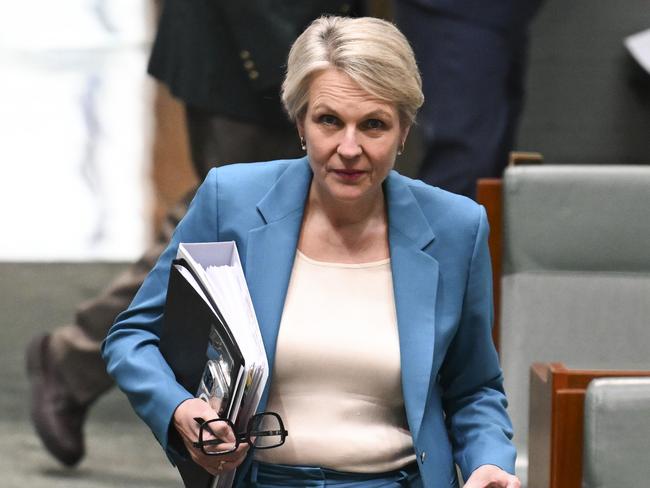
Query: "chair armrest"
527 363 650 488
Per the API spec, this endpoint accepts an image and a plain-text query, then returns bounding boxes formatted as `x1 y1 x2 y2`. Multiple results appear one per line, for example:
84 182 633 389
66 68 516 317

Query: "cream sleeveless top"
255 251 415 472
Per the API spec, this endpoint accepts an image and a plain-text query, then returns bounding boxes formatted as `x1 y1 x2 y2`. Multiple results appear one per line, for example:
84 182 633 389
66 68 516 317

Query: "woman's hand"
172 398 249 476
463 464 520 488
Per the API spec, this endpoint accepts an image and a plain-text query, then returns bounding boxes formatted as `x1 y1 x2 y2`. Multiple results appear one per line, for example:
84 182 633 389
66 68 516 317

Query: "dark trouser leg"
48 108 299 405
49 197 190 405
395 2 529 199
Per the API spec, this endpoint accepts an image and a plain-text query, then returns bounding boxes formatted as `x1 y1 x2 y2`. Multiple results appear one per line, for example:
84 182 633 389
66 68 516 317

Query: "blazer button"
239 50 251 60
248 70 259 80
243 60 255 70
420 451 426 463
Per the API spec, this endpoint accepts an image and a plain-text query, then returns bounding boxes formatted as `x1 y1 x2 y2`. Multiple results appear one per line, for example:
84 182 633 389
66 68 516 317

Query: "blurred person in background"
394 0 544 198
25 0 361 467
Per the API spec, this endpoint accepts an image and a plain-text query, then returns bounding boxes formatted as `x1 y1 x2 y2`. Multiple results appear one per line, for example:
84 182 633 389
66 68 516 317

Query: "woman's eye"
319 114 339 126
364 119 385 130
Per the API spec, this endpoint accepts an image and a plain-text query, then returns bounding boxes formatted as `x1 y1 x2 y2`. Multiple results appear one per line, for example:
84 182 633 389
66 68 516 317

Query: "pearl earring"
300 136 306 151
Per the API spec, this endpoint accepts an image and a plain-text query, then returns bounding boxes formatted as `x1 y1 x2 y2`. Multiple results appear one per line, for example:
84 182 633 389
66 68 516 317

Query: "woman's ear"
400 123 412 148
296 115 305 138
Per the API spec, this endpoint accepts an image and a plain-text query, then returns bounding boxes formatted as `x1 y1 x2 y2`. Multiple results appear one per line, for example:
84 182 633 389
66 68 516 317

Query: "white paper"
625 28 650 75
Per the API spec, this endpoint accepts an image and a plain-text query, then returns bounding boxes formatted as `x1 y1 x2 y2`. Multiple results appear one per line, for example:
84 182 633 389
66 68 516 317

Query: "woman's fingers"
199 443 250 474
464 464 520 488
505 475 521 488
170 398 253 473
173 398 218 443
228 443 250 465
188 440 247 474
199 418 236 456
171 398 249 473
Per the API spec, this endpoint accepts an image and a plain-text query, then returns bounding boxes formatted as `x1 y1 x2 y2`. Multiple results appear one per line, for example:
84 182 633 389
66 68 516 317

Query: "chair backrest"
583 377 650 488
498 165 650 480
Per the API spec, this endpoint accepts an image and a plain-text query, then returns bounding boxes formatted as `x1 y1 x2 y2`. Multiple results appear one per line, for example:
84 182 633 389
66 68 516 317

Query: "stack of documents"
160 241 269 488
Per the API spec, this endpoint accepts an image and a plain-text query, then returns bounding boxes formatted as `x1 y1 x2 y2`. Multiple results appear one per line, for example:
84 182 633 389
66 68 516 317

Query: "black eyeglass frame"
191 411 288 456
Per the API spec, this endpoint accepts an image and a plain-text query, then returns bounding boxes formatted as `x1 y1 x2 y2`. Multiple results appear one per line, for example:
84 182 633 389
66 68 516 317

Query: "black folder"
159 258 245 488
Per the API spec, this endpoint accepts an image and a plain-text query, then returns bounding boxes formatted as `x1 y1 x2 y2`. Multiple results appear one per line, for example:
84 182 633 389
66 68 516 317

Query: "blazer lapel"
245 158 312 410
385 173 439 441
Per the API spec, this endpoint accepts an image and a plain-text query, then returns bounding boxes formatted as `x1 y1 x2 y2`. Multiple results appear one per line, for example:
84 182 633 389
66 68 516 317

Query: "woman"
103 16 519 488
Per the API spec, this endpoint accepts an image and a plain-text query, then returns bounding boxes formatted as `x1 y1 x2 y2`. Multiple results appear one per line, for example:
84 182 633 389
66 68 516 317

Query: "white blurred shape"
0 0 155 261
625 28 650 75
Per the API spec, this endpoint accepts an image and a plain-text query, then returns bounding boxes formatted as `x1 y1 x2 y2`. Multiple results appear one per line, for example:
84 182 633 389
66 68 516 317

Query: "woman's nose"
337 128 362 158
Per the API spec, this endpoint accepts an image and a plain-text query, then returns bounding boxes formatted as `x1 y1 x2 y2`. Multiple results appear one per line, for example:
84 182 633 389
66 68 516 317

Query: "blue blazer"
102 157 515 487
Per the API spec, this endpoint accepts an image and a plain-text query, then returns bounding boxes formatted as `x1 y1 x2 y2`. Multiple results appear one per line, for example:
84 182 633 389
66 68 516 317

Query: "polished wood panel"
508 151 544 166
528 363 650 488
528 363 552 488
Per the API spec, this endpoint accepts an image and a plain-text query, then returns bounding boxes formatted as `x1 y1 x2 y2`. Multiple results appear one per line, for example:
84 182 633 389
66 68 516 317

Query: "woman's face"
298 69 409 207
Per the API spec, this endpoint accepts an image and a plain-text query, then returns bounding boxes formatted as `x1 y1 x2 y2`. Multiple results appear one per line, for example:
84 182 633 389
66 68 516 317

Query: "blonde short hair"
282 16 424 126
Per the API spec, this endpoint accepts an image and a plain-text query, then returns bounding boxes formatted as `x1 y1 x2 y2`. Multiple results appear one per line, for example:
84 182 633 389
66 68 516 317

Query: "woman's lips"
332 169 366 181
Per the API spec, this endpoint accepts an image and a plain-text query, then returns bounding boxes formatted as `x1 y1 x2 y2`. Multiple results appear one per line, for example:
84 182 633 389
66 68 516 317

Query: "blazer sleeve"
438 206 516 478
101 169 220 456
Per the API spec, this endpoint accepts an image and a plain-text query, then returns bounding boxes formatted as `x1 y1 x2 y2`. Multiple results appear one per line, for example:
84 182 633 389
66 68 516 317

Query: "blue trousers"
248 462 421 487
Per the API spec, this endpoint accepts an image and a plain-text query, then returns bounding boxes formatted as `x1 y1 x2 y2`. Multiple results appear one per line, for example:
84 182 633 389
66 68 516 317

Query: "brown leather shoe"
26 334 88 467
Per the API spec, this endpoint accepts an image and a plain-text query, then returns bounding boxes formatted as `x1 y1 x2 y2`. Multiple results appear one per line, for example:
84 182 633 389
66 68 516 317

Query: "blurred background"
0 0 648 486
1 0 648 262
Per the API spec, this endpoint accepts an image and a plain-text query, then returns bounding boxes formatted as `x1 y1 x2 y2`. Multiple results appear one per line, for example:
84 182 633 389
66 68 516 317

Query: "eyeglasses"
192 412 288 456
